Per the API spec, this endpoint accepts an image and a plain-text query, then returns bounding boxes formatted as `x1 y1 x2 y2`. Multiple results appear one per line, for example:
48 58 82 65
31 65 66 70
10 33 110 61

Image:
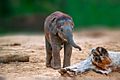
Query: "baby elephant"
44 11 81 69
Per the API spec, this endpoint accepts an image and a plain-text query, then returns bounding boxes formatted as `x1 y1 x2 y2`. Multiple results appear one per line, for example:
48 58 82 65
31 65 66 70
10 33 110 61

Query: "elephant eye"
61 28 63 32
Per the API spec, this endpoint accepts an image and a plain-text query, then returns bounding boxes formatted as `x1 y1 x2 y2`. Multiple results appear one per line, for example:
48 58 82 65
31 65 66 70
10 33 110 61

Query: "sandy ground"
0 30 120 80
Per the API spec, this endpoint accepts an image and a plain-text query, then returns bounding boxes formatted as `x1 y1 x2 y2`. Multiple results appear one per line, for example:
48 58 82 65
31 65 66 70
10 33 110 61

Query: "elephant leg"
51 44 61 69
45 37 52 67
63 43 72 68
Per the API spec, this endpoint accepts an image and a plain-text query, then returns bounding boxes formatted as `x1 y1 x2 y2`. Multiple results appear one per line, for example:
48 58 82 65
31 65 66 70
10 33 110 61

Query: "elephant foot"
50 57 61 69
46 63 61 69
51 64 61 69
46 61 61 69
51 61 61 69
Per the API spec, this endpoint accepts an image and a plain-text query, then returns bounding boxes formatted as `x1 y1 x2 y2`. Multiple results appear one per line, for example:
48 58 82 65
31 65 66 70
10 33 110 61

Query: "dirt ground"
0 30 120 80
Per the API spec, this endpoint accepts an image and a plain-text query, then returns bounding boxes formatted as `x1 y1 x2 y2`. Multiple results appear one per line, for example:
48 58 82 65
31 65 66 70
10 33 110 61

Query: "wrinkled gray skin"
44 11 81 69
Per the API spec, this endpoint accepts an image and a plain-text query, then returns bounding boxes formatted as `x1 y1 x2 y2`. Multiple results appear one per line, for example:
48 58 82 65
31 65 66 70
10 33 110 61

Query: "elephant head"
51 16 81 51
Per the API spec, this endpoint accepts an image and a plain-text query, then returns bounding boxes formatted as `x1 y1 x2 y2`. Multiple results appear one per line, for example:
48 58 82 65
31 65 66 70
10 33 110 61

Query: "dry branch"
0 54 29 63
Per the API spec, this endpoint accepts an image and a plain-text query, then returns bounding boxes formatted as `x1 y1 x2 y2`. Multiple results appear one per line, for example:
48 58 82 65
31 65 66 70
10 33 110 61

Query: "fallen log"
0 54 29 63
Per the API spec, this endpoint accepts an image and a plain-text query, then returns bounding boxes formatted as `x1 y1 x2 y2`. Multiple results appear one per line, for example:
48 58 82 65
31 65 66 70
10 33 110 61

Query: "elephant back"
44 11 73 29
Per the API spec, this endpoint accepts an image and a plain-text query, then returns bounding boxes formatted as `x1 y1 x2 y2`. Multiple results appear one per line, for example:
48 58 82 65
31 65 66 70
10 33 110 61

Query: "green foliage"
9 0 63 16
63 0 120 27
0 0 120 34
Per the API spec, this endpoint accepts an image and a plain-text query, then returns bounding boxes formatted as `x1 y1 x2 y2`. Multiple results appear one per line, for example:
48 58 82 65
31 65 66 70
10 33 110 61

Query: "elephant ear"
49 17 58 35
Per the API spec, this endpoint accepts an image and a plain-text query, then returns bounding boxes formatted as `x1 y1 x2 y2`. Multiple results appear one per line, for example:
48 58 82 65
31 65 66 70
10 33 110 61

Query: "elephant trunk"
66 32 81 51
